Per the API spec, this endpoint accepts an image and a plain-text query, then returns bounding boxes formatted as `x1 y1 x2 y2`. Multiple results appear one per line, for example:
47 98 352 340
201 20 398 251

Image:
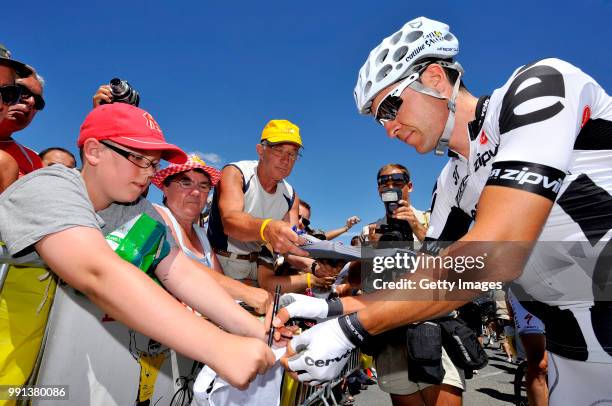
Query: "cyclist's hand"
280 318 355 385
263 220 309 256
92 85 112 108
273 293 344 328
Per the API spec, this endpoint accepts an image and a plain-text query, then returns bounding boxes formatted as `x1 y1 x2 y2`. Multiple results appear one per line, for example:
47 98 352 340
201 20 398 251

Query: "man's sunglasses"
18 84 45 110
377 173 410 186
0 85 21 106
374 72 421 125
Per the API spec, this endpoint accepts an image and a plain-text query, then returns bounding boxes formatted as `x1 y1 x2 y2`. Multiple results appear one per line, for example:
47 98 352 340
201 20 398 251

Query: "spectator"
362 163 429 243
0 103 275 392
0 44 36 192
39 147 77 168
299 199 361 240
207 119 309 289
151 154 271 313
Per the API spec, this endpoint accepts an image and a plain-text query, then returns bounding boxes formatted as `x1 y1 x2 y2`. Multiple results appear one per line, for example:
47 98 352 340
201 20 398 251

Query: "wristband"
306 272 312 289
338 313 373 349
311 260 318 277
326 297 344 317
260 218 272 242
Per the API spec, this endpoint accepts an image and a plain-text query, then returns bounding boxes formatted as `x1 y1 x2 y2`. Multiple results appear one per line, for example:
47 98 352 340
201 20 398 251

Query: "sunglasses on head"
0 84 21 106
17 84 45 110
377 173 410 186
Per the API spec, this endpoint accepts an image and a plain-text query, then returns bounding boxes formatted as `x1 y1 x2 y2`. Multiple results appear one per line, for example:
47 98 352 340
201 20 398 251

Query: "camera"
100 78 140 107
377 187 414 242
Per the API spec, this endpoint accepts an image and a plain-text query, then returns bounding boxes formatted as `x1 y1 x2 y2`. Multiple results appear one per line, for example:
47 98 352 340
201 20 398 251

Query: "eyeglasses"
0 85 21 106
171 178 211 192
100 140 161 171
299 215 311 228
263 143 302 162
17 84 45 110
374 72 421 126
377 173 410 187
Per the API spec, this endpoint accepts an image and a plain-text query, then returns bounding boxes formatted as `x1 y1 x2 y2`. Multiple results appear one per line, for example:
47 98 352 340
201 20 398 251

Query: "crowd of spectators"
0 35 551 406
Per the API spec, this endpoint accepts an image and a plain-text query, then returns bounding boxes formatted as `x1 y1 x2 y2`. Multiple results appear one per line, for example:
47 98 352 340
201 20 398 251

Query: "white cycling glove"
279 293 344 321
286 313 373 385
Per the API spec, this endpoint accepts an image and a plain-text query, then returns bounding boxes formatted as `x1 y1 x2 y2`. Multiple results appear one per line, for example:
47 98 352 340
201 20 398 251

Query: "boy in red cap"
0 103 275 393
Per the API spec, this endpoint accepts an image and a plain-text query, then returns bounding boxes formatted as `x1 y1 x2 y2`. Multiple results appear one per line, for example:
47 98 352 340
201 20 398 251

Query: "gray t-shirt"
0 165 174 264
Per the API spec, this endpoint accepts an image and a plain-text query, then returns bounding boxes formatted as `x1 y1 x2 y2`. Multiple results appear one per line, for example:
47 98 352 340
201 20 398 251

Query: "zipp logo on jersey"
487 161 566 201
474 145 499 172
305 349 351 367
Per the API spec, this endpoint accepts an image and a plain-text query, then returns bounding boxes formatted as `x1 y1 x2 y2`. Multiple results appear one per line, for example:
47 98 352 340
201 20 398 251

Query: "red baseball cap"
77 103 188 164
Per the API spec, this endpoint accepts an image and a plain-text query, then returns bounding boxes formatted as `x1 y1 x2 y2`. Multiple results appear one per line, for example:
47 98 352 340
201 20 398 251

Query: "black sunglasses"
377 173 410 186
0 85 21 105
18 84 45 110
299 215 311 228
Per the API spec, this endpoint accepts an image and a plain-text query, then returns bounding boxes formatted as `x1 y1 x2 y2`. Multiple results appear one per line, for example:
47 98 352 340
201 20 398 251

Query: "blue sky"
4 0 612 243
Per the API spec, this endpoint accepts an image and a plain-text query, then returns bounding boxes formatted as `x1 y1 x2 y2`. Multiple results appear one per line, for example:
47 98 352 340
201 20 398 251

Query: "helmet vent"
395 63 403 70
376 65 393 81
365 61 370 77
376 48 389 66
444 33 454 41
405 30 423 43
364 81 372 94
389 30 402 45
393 46 409 61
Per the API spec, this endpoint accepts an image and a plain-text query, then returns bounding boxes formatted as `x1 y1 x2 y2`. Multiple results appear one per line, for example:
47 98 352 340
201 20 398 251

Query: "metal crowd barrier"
291 348 361 406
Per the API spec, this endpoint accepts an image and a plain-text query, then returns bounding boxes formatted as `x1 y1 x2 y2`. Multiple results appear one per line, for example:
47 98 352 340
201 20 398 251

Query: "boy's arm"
35 226 274 388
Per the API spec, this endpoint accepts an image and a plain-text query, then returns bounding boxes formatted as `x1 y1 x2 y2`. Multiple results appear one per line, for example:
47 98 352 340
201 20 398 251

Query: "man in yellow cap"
207 119 310 289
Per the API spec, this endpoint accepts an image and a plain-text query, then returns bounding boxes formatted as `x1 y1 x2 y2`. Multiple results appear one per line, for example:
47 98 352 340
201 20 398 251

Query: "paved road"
354 348 521 406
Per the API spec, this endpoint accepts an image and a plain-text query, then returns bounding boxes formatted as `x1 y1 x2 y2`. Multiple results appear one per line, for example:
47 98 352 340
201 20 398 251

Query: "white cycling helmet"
354 16 463 155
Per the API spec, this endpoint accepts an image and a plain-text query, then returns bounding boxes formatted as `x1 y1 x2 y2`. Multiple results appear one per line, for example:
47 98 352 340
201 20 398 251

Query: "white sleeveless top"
207 160 295 254
155 204 213 267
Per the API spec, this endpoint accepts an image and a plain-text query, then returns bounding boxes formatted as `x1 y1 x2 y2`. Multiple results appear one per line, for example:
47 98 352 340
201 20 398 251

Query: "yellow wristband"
306 272 312 289
260 218 273 242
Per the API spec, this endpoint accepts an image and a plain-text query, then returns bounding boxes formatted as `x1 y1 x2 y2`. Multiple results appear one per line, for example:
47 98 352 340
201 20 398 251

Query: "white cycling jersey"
426 58 612 363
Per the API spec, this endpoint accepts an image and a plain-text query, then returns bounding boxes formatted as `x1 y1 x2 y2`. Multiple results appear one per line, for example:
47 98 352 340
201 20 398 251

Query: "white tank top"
155 204 213 268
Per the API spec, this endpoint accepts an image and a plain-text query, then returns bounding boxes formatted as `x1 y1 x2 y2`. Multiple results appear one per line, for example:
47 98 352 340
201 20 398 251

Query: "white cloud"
191 151 224 165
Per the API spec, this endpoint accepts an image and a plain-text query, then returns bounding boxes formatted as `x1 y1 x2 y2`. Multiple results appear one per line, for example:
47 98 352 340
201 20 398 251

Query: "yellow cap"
261 119 303 147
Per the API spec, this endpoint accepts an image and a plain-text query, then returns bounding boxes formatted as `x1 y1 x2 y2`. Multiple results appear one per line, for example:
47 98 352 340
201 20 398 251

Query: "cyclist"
507 288 548 406
277 16 612 405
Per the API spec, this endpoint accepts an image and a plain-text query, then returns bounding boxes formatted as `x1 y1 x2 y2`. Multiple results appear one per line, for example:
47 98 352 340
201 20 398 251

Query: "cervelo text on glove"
280 293 344 319
287 318 356 385
338 313 373 348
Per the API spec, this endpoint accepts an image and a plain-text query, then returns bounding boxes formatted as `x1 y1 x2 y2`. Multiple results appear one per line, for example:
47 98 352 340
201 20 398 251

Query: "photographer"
362 163 429 243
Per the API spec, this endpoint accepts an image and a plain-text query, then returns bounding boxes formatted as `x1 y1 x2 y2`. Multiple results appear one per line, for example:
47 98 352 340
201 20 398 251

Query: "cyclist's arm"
354 185 554 334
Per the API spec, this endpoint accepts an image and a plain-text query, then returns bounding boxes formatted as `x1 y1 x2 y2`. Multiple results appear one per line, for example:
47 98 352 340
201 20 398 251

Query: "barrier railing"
1 246 362 406
289 348 361 406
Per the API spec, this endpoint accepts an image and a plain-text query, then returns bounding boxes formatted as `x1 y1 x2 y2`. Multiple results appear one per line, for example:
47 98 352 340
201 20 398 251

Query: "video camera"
377 187 414 242
100 78 140 107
